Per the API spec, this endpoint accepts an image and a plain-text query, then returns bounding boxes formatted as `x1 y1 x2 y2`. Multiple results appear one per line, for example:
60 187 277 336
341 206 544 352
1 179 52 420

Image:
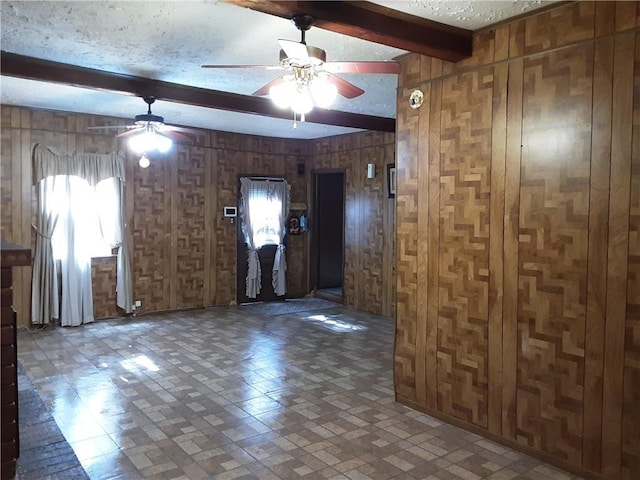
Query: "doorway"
236 176 288 304
310 171 345 302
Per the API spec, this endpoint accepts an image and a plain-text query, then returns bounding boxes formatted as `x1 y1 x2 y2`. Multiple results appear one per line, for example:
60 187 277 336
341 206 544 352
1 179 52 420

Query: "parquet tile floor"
16 304 584 479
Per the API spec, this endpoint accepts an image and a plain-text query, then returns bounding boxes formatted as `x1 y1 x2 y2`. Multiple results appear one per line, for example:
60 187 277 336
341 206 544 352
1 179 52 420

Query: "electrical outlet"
134 300 141 307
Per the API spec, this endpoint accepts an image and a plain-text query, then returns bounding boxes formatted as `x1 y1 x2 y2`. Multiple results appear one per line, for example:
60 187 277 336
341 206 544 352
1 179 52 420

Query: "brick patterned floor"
17 304 585 479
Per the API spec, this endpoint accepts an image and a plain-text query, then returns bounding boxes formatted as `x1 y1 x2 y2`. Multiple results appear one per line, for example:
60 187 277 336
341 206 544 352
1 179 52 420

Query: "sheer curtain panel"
31 176 60 324
271 181 290 296
240 178 263 299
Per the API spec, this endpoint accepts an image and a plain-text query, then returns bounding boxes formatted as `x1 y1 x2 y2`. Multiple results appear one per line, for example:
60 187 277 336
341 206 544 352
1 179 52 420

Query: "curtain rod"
245 176 286 182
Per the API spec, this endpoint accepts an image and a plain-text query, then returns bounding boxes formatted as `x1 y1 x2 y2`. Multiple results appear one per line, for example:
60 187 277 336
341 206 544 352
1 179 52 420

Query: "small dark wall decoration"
297 163 305 175
387 163 396 198
288 215 301 235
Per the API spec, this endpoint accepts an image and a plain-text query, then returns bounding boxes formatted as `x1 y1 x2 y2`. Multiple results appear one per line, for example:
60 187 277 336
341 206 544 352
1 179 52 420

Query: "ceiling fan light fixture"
290 89 314 114
270 78 296 109
310 76 337 108
129 130 172 154
138 153 151 169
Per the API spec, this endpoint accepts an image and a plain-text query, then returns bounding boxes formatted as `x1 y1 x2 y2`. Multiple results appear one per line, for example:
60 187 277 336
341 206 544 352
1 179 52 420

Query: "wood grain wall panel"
523 2 595 56
615 2 637 33
132 160 170 312
29 110 74 132
583 36 613 473
517 44 593 465
621 32 640 480
426 80 442 411
395 84 420 401
210 131 245 151
494 25 509 63
382 141 396 319
175 146 205 309
489 62 508 435
204 147 214 306
215 150 242 305
602 31 635 478
246 136 284 155
394 3 638 477
456 30 496 72
361 145 385 314
91 257 118 319
415 82 430 406
284 154 308 298
397 54 422 90
336 147 360 310
1 127 14 239
595 1 616 37
509 20 526 59
436 68 493 428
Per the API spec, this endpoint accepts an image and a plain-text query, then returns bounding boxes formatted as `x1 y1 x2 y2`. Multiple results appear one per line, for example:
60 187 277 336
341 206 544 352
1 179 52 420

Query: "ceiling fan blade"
278 39 310 60
202 64 283 71
327 74 365 99
160 130 192 143
252 77 286 97
87 125 136 130
323 61 400 75
116 128 144 138
164 125 201 135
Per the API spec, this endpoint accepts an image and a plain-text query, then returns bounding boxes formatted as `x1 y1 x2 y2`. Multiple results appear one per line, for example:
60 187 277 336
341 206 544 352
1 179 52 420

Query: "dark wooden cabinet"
1 240 31 480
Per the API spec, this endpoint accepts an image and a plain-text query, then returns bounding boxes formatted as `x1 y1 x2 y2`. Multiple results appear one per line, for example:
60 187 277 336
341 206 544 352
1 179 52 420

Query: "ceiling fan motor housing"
134 113 165 124
279 45 326 66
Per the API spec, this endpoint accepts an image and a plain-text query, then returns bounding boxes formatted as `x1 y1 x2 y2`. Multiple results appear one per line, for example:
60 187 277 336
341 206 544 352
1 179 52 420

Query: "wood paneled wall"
309 131 396 318
1 106 395 326
128 131 312 312
393 2 639 478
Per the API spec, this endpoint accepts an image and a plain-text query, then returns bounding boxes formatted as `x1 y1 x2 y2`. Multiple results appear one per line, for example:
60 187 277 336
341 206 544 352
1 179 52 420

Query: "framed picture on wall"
387 163 396 198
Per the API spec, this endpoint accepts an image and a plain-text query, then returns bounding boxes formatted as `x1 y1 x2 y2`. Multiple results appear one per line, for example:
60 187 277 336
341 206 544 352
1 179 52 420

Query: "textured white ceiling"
371 0 549 30
1 1 555 139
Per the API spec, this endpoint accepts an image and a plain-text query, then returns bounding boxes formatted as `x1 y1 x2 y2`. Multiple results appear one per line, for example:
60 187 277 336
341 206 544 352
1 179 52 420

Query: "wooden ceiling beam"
0 52 395 132
223 0 472 61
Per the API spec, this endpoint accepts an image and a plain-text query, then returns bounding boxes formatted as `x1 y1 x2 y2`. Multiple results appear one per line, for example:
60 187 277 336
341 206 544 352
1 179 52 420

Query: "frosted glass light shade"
138 154 150 168
310 77 337 108
290 89 313 114
129 131 172 153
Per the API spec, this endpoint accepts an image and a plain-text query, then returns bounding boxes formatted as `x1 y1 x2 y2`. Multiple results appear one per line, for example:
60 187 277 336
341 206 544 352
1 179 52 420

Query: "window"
47 175 119 260
249 193 283 248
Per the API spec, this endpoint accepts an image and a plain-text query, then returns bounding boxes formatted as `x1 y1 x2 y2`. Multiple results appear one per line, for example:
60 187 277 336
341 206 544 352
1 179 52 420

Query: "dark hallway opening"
311 171 345 302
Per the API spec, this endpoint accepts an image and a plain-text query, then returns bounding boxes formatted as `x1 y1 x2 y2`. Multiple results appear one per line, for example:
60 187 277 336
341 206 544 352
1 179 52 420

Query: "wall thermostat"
223 206 237 217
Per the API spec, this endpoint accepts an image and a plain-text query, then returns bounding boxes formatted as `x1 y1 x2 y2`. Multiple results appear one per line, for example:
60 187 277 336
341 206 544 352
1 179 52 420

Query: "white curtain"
57 175 94 326
239 178 290 299
240 178 263 299
271 181 290 296
31 144 131 326
31 176 60 324
97 178 133 313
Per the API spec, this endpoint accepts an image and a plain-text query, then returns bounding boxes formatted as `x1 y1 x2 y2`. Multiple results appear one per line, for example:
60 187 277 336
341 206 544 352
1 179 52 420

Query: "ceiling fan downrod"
291 14 314 45
143 96 156 115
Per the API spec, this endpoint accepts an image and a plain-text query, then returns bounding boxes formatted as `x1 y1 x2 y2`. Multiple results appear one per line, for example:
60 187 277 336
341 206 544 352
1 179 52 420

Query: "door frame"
236 174 288 304
309 168 346 295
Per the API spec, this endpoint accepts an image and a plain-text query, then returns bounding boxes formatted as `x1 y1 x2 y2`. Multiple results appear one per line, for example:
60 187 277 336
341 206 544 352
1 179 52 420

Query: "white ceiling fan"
88 96 198 150
202 15 400 118
88 96 201 166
